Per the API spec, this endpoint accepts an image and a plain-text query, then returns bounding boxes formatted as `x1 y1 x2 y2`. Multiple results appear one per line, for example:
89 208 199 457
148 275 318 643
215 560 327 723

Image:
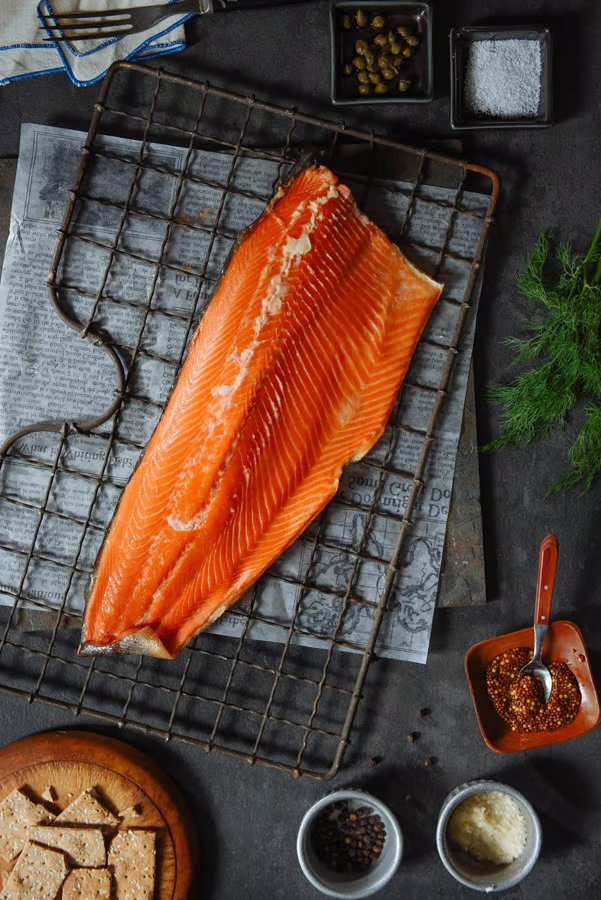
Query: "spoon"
519 533 559 703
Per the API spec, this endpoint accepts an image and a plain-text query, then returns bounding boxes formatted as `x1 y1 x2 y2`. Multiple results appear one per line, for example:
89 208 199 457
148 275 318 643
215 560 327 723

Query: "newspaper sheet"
0 124 487 663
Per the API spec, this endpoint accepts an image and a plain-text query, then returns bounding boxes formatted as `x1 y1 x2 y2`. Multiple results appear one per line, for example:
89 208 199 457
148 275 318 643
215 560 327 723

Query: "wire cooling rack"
0 61 498 779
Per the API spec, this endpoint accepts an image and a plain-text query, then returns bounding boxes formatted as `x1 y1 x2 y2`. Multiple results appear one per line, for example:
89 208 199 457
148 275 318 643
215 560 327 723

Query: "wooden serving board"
0 730 197 898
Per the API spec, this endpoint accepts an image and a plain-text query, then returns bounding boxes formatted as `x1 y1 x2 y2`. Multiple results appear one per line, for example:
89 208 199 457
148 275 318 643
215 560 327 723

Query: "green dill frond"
556 242 573 269
516 232 550 305
486 362 577 450
485 221 601 495
556 243 581 290
583 217 601 283
548 404 601 496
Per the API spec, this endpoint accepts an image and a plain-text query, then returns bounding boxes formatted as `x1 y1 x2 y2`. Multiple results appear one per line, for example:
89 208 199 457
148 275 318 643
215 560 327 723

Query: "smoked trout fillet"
80 166 443 659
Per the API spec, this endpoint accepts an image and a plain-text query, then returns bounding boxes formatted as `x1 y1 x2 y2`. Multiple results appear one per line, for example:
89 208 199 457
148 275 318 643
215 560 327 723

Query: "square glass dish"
330 1 433 105
450 25 553 129
465 621 600 753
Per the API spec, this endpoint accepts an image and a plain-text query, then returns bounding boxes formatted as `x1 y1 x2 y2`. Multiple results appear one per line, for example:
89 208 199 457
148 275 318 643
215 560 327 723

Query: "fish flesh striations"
80 165 443 659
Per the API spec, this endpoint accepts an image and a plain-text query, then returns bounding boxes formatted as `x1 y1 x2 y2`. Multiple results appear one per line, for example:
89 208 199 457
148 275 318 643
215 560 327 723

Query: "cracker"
62 868 112 900
109 829 156 900
27 826 105 868
0 841 68 899
119 805 141 821
0 789 55 862
40 788 56 804
54 790 120 831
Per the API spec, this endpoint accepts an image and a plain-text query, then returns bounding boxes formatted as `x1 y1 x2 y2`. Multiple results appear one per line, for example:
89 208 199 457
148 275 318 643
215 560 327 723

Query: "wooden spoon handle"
535 533 559 625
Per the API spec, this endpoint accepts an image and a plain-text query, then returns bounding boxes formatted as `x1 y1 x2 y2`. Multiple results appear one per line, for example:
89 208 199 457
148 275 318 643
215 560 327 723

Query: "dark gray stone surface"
0 1 600 898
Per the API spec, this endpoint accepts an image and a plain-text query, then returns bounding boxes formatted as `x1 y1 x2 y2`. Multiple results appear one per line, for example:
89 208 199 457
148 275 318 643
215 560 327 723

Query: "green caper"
396 25 411 38
343 63 353 76
355 8 368 27
373 33 388 47
371 15 386 29
392 56 404 67
367 62 379 73
357 71 370 84
388 31 396 45
368 72 381 84
389 41 402 55
358 83 371 95
355 39 369 55
378 54 393 69
402 46 413 58
374 82 389 94
364 49 376 66
406 35 419 47
398 78 411 92
352 55 367 70
382 67 396 80
342 14 352 29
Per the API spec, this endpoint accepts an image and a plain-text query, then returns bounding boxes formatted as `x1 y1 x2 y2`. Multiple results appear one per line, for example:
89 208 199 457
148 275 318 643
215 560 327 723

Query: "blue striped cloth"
1 0 190 87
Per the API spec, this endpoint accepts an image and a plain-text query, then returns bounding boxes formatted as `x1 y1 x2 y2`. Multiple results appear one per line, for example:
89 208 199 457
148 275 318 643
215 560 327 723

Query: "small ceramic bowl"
330 1 434 105
436 780 542 892
450 25 553 129
465 620 601 753
297 789 403 898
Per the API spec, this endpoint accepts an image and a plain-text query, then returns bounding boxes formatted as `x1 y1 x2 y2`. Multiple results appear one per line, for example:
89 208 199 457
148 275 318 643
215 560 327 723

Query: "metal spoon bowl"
520 624 553 702
519 533 559 703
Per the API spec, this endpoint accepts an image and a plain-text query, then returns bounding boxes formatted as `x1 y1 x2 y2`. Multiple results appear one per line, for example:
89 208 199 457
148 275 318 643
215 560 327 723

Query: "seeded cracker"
54 790 121 831
27 826 105 867
119 805 141 821
0 841 68 899
109 829 156 900
0 789 55 862
62 868 112 900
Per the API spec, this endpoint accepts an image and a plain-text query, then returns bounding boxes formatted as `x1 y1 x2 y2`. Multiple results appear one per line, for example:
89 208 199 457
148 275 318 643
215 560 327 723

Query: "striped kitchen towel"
0 0 190 87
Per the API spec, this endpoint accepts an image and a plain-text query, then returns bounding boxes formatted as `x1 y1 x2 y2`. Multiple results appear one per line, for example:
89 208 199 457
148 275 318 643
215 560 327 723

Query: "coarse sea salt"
465 39 542 118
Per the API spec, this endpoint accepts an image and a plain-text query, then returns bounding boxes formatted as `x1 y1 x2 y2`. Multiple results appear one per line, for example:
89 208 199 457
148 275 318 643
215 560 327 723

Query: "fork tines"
41 7 134 42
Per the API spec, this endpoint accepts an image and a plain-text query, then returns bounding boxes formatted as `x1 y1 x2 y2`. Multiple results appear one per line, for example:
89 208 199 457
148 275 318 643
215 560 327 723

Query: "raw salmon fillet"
81 166 443 659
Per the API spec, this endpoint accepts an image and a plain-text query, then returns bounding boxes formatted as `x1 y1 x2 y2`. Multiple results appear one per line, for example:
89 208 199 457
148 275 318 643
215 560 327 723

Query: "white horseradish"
448 791 527 865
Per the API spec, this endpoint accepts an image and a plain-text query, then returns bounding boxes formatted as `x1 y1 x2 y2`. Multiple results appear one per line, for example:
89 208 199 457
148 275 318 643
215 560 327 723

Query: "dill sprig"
549 404 601 494
485 218 601 495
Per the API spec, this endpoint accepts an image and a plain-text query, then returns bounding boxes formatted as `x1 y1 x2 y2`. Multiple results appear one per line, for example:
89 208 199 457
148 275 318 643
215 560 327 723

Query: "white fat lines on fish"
167 181 336 534
214 184 336 402
167 509 208 532
254 188 335 331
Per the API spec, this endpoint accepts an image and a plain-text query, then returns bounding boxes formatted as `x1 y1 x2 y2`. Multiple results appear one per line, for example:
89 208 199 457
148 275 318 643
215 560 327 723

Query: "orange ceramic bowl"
465 620 600 753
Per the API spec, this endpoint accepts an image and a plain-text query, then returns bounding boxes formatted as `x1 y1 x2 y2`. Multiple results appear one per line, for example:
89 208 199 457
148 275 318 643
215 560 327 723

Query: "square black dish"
450 25 553 129
330 1 433 105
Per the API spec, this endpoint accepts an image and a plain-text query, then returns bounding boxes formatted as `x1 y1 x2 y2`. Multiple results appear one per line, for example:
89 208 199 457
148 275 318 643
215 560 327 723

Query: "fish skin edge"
78 627 174 660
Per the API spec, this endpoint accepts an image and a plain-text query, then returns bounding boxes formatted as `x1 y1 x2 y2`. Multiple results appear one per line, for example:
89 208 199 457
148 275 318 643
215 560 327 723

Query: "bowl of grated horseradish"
436 780 542 892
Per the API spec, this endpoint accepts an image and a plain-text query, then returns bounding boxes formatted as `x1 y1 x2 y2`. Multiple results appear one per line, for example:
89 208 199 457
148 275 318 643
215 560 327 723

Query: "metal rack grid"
0 61 498 780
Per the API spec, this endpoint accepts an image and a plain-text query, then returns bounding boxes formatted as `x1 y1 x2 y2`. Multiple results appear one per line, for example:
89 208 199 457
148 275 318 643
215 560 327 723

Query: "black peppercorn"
311 802 388 874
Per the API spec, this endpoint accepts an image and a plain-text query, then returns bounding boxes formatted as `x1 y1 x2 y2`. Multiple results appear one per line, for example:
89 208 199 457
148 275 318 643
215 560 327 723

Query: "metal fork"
40 1 208 42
